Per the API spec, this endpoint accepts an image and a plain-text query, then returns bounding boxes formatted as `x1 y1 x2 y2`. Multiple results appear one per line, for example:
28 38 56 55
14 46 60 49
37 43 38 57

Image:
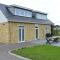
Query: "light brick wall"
0 22 9 43
39 25 51 40
9 22 35 43
9 22 51 43
0 22 51 44
39 25 46 40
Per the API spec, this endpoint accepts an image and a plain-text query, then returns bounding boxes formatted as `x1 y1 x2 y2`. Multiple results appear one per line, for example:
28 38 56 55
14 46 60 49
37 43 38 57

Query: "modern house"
0 3 53 43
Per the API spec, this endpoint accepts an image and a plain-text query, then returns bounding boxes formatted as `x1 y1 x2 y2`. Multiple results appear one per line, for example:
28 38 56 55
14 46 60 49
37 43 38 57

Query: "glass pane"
15 8 32 17
36 13 47 20
19 29 21 41
22 29 24 41
36 29 38 39
25 11 32 17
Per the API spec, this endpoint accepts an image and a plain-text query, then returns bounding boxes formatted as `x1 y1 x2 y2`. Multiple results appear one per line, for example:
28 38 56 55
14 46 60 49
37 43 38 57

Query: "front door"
19 26 24 42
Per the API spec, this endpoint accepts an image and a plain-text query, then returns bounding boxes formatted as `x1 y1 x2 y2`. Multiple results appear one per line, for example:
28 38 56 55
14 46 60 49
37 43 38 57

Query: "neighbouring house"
53 25 60 30
52 25 60 36
0 3 53 44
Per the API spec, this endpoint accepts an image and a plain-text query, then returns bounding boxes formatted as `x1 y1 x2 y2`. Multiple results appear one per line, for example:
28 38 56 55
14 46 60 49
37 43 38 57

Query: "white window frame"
18 26 25 43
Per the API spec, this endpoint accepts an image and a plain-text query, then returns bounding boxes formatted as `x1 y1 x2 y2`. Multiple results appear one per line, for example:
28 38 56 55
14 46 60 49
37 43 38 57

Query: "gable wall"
0 10 8 23
0 22 9 43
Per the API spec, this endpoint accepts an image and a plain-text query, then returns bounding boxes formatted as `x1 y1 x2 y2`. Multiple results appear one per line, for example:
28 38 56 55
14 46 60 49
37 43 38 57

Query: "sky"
0 0 60 25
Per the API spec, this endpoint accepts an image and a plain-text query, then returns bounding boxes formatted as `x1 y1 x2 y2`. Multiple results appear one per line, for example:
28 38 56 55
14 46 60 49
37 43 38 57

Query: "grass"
11 45 60 60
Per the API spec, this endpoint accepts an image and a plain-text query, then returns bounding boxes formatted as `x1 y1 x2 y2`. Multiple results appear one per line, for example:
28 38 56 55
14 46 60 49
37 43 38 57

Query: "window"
45 26 50 33
25 10 32 17
36 28 38 39
35 24 39 39
32 13 36 18
15 8 32 17
19 26 24 42
36 13 47 20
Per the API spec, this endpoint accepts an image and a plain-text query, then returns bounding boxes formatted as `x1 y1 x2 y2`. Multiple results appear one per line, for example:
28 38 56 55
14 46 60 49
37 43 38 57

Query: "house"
52 25 60 36
0 3 53 44
53 25 60 30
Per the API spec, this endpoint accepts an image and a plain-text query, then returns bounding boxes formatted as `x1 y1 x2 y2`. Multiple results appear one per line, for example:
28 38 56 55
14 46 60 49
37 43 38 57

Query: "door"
19 26 24 42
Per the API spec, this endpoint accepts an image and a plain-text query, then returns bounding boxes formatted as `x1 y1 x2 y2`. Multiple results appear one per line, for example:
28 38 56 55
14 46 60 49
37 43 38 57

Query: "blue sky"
0 0 60 25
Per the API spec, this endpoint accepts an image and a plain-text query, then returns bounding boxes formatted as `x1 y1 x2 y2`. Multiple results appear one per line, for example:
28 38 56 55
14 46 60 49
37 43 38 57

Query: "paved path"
0 40 46 60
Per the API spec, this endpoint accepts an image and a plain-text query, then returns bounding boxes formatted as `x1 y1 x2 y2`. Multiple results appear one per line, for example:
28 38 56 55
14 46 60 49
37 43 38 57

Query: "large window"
36 13 47 20
15 8 32 17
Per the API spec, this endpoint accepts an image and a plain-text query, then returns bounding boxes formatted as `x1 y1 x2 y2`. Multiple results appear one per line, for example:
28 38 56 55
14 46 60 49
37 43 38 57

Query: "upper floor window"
35 13 47 20
32 13 36 18
15 8 32 17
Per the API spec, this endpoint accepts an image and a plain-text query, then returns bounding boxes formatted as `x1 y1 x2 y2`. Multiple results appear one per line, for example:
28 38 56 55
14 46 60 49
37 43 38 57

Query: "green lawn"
11 45 60 60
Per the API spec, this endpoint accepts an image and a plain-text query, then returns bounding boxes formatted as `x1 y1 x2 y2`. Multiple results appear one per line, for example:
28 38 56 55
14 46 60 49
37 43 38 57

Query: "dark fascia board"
10 4 47 15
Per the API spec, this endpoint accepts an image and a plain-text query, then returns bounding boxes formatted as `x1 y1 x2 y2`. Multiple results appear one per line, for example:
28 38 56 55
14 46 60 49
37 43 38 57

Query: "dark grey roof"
10 4 47 15
8 16 54 25
0 3 54 25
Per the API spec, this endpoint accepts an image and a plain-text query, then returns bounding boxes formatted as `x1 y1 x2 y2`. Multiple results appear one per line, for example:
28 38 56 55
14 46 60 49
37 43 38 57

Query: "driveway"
0 40 46 60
